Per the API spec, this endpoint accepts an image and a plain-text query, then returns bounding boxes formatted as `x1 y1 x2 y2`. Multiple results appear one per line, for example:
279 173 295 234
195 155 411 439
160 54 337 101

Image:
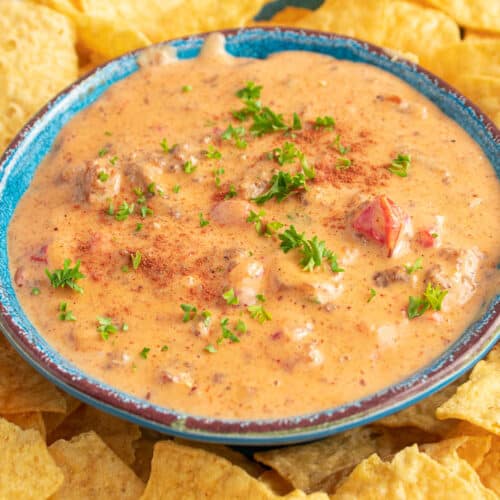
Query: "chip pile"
0 0 499 498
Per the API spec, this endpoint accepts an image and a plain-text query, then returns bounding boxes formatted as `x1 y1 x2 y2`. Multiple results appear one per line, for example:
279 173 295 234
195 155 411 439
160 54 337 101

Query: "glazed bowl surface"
0 27 498 445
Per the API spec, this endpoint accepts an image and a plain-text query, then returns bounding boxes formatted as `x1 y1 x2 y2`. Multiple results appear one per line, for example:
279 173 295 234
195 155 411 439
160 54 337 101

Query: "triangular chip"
0 417 63 499
1 411 46 439
49 431 145 499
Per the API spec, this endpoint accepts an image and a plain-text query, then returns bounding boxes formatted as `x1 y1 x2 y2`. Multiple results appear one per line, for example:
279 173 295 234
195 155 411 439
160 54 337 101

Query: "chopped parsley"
221 124 247 149
199 212 210 227
252 171 307 205
336 157 351 169
405 257 423 274
58 302 76 321
104 130 112 136
160 138 176 153
131 251 142 270
115 201 134 221
247 209 266 234
121 265 129 273
97 317 118 340
250 107 289 136
232 99 262 122
368 288 377 303
204 343 217 353
31 287 41 296
271 142 309 170
408 283 448 319
201 310 212 327
109 156 118 166
140 206 153 218
213 167 225 187
431 232 439 239
98 148 108 157
135 223 143 232
181 303 197 322
140 347 151 359
222 288 239 305
181 84 192 93
225 185 237 199
147 182 156 194
236 319 247 333
122 323 129 331
218 318 240 343
334 134 350 155
248 303 272 324
292 112 302 131
161 345 169 351
45 259 84 294
97 171 109 182
236 81 262 100
172 184 180 193
388 153 411 177
183 160 197 174
206 145 222 160
314 116 335 130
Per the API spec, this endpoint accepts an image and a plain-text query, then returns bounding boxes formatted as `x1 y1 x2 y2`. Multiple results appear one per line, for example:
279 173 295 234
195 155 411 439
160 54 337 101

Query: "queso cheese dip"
8 35 500 419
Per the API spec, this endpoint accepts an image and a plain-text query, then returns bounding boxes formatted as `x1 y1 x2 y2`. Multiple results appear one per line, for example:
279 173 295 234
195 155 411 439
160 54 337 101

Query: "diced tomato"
352 195 406 257
30 245 48 263
416 229 436 248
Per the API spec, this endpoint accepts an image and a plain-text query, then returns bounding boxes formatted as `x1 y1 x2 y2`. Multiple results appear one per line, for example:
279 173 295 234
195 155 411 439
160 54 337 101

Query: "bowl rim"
0 26 498 446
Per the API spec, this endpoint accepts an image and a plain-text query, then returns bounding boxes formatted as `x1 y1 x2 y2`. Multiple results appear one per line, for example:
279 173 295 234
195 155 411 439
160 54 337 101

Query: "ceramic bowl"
0 28 498 445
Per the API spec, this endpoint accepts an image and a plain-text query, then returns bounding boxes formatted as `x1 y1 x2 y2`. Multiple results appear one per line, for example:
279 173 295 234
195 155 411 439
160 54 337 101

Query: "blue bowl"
0 28 498 446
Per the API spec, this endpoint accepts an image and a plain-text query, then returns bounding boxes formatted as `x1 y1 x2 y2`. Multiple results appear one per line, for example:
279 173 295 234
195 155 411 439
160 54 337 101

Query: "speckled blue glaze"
0 28 498 446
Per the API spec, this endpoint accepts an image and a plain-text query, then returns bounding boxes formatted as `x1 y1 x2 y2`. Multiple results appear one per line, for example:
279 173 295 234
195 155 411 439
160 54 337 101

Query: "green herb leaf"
115 201 134 221
181 84 192 93
408 282 447 319
225 185 237 199
140 206 153 218
333 134 350 155
222 288 239 305
314 116 335 130
292 112 302 130
31 287 41 296
206 145 222 160
252 171 307 205
161 345 169 351
181 303 197 322
408 296 430 319
199 212 210 227
172 184 180 193
45 259 85 294
183 160 197 174
140 347 150 359
221 124 247 149
248 304 272 323
58 302 76 321
201 310 212 327
279 225 305 252
160 138 177 153
109 156 118 166
122 323 129 331
97 317 118 340
131 251 142 270
247 209 266 234
98 148 108 157
204 343 217 353
388 153 411 177
135 223 143 232
236 81 262 100
368 288 377 303
250 107 288 136
236 319 247 333
97 171 109 182
219 318 240 343
336 157 351 170
405 257 423 274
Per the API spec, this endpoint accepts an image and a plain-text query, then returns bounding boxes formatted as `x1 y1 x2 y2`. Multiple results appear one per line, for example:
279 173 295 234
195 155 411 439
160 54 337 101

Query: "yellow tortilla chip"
142 440 328 499
299 0 391 45
0 341 67 414
49 431 145 499
464 29 500 41
175 437 264 478
47 404 141 464
436 347 500 435
0 417 63 499
381 2 460 69
0 1 78 152
477 437 500 496
334 444 496 499
377 377 463 436
254 425 433 494
43 392 81 435
1 411 46 439
423 0 500 32
271 6 312 24
259 470 294 496
131 437 156 483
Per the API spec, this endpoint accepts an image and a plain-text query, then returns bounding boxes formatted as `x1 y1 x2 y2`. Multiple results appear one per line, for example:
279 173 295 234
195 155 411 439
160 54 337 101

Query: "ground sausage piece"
373 266 409 287
424 264 452 289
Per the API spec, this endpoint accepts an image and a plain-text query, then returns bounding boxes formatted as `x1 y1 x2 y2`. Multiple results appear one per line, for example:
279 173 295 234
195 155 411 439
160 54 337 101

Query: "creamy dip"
8 35 500 419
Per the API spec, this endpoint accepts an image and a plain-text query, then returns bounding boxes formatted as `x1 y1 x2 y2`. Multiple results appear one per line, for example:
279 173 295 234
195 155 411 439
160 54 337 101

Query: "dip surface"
8 36 500 419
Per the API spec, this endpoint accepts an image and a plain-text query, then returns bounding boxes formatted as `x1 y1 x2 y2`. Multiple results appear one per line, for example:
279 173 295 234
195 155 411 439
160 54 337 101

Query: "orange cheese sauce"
8 36 500 419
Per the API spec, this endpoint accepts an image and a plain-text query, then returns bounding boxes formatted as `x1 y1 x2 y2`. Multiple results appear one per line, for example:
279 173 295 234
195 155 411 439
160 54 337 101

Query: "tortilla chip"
464 29 500 41
142 440 328 499
381 2 460 69
0 417 63 499
0 1 77 152
271 6 312 24
254 425 434 494
477 437 500 496
455 74 500 127
377 377 463 436
175 437 264 478
259 470 294 496
334 444 496 499
429 40 500 83
436 347 500 435
1 412 46 439
423 0 500 32
299 0 391 46
49 431 145 499
0 341 67 414
47 404 141 464
43 392 82 435
131 437 156 483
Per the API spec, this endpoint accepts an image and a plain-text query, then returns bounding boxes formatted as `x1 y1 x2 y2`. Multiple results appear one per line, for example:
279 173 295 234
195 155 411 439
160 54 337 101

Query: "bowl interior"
0 28 498 445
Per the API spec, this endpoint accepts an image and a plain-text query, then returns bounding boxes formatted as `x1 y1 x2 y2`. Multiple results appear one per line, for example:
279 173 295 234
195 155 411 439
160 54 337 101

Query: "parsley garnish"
334 134 350 155
405 257 423 274
161 345 169 351
222 288 239 305
104 130 112 136
248 301 272 323
199 212 210 227
292 112 302 130
97 171 109 182
135 223 143 232
236 81 262 100
213 167 225 187
336 157 351 170
98 148 108 157
252 171 307 205
225 185 237 199
181 85 192 93
131 251 142 270
368 288 377 303
408 283 448 319
181 303 197 322
172 184 180 193
279 225 305 252
271 142 303 166
122 323 128 331
147 183 156 194
59 302 76 321
121 265 129 273
247 209 266 234
221 124 247 149
201 310 212 327
140 206 153 218
250 107 289 136
232 99 262 121
218 318 240 343
236 319 247 333
160 138 176 153
109 156 118 166
314 116 335 130
388 153 411 177
45 259 84 294
204 343 217 353
97 317 118 340
31 287 41 296
115 201 134 221
140 347 150 359
183 160 197 174
206 145 222 160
